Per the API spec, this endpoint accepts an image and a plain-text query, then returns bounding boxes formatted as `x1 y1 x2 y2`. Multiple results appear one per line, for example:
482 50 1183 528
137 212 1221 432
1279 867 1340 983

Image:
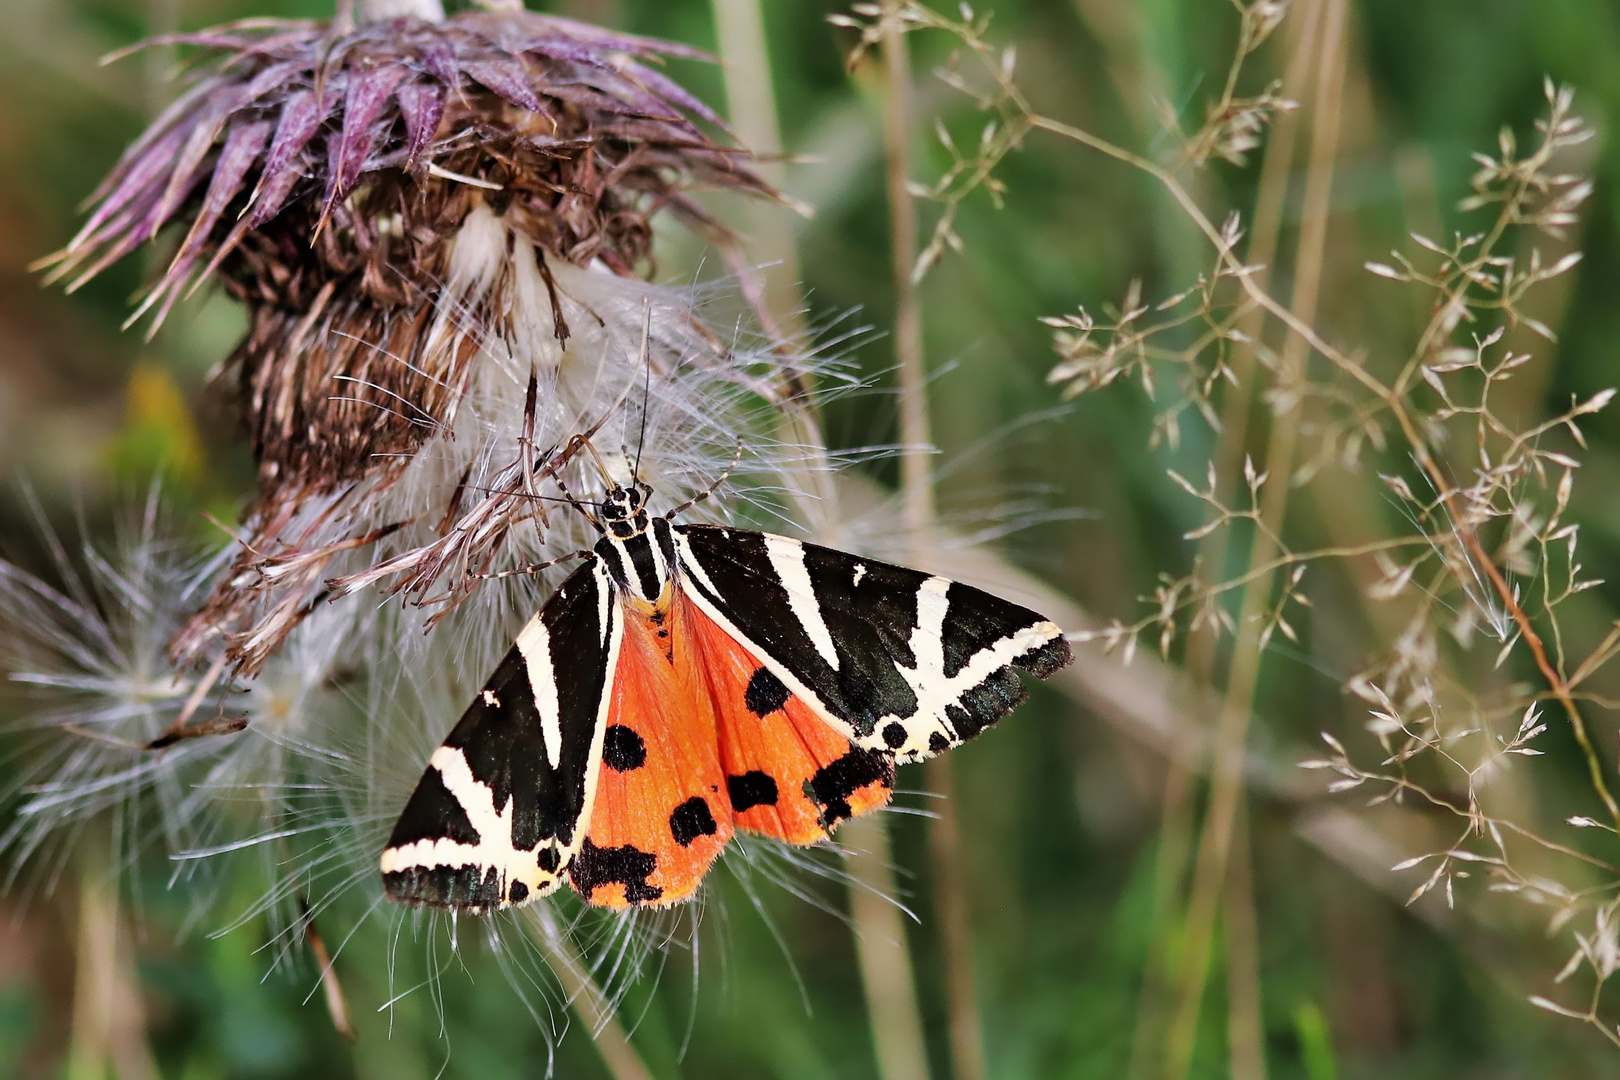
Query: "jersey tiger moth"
380 480 1072 910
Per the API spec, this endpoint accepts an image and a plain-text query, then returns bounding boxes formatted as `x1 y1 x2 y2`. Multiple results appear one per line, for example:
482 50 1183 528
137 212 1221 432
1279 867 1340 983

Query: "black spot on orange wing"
572 596 733 908
744 667 790 717
727 771 778 812
602 724 646 771
806 748 894 828
669 797 718 846
571 840 662 905
686 591 893 845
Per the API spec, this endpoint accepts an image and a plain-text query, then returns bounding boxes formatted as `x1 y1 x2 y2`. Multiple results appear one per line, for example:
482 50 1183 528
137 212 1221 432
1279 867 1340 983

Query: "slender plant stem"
845 817 932 1080
1224 798 1267 1080
543 932 658 1080
709 0 839 541
879 3 989 1077
711 0 804 339
837 10 952 1080
68 858 157 1080
926 763 987 1080
884 16 932 534
1162 2 1350 1076
1207 9 1321 1078
1126 761 1196 1080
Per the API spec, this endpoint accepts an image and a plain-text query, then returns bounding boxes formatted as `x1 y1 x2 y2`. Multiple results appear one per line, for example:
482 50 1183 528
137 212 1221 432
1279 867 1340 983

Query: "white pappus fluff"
0 237 887 1053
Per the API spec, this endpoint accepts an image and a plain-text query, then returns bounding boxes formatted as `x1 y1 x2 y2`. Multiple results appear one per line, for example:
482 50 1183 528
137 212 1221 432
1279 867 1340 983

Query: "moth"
380 473 1072 911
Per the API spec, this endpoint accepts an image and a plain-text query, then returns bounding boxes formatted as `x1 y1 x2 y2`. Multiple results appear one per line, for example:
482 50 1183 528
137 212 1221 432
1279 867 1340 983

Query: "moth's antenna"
632 296 652 484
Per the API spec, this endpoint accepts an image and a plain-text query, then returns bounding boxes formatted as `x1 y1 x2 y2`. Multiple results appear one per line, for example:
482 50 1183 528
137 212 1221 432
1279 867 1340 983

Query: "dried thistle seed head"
46 11 769 495
41 9 788 675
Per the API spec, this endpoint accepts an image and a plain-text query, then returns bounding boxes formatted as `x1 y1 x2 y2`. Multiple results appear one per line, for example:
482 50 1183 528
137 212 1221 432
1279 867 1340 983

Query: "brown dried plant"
38 9 790 676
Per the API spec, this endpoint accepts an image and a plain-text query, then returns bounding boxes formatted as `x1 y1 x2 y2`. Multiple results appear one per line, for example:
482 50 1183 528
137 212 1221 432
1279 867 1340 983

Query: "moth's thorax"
595 515 678 608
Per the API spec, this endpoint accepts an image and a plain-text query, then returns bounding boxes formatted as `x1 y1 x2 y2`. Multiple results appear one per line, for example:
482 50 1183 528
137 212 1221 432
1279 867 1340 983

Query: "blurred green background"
4 0 1620 1077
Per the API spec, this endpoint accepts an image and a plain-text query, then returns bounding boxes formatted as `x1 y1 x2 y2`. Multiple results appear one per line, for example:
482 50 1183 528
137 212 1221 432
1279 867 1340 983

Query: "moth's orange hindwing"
683 592 894 844
567 592 734 908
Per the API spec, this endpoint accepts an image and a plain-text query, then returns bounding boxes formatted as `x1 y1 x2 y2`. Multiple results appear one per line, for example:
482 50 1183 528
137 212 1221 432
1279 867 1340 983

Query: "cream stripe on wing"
514 615 562 769
763 535 841 671
674 533 856 739
379 746 541 887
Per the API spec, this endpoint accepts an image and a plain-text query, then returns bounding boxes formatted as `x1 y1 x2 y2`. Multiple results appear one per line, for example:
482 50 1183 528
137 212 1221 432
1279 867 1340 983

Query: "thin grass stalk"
356 0 443 21
1128 6 1321 1074
1208 8 1323 1077
544 936 658 1080
836 8 945 1080
708 0 839 538
845 818 932 1080
67 862 157 1080
711 0 804 338
1225 798 1267 1080
1126 764 1195 1080
1161 2 1351 1076
876 4 987 1078
882 17 931 537
925 765 985 1080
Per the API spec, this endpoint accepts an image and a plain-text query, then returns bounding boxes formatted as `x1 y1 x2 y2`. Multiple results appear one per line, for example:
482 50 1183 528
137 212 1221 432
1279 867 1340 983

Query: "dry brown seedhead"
41 10 776 674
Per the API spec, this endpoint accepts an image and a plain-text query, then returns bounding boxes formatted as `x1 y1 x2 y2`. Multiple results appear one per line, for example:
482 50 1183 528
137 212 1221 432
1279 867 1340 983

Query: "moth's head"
598 482 652 537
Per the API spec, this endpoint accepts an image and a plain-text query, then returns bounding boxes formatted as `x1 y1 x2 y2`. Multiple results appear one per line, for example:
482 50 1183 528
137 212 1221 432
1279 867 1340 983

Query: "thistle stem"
710 0 838 539
355 0 444 22
883 5 989 1080
544 937 658 1080
68 858 157 1080
711 0 803 337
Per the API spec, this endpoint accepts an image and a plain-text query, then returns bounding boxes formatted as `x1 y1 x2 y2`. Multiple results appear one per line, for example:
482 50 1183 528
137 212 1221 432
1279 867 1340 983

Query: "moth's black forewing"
937 579 1072 680
675 527 914 737
445 565 611 852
